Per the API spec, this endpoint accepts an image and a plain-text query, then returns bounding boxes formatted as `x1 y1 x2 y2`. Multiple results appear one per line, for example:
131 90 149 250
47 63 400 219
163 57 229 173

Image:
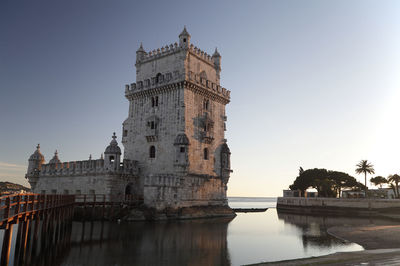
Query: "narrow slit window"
204 148 209 160
150 146 156 158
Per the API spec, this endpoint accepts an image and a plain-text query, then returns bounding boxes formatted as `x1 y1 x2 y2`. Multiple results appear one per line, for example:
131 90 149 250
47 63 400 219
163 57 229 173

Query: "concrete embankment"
277 197 400 218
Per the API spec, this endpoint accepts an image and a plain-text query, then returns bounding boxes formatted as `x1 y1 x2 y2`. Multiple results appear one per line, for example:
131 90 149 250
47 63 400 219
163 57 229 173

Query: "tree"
388 174 400 198
355 160 375 197
329 171 359 198
290 168 360 198
370 176 387 189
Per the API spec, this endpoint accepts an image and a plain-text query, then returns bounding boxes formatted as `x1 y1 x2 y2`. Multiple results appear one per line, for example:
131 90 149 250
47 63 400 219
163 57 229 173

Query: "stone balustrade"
39 159 138 177
138 42 214 65
125 71 230 100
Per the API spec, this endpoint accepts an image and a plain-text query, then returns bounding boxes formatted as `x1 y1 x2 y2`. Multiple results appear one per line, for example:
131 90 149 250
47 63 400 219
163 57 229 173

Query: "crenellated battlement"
188 44 214 64
39 158 138 177
137 42 215 66
125 70 230 100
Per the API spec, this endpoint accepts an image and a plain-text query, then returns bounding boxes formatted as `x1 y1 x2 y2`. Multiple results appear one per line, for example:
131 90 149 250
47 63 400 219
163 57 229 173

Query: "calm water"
3 197 366 265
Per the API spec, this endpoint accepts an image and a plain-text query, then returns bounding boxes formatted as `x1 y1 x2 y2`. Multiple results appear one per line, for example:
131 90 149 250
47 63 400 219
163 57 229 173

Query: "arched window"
110 156 115 163
203 148 208 160
156 73 162 83
125 183 133 195
151 96 159 107
203 99 209 111
149 146 156 158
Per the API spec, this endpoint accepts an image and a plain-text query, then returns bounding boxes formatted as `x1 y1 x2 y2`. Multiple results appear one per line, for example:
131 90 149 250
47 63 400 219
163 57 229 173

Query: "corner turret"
49 150 61 164
212 48 221 77
104 132 121 170
27 144 45 176
179 26 191 48
136 43 146 63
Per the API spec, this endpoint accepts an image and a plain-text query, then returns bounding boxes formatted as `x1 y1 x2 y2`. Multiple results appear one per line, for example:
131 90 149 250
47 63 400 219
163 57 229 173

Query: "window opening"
150 146 156 158
204 148 209 160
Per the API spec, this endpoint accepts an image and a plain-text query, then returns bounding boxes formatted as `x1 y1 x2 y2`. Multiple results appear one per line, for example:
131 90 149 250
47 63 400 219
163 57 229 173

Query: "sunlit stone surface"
25 27 233 213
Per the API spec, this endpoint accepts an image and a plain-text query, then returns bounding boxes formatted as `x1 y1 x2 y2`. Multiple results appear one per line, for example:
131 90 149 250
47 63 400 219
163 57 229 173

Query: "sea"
3 197 364 265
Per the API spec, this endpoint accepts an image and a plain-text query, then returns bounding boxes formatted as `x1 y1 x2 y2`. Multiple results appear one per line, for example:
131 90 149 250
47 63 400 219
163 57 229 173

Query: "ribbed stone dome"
29 144 45 161
221 143 230 154
104 132 122 155
48 150 61 164
174 133 189 145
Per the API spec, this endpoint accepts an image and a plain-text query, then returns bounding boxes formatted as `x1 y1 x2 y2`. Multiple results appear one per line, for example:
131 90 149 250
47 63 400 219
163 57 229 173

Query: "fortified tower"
123 27 232 209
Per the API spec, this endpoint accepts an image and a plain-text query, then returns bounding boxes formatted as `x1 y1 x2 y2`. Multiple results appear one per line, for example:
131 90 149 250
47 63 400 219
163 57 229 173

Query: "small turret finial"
112 132 117 140
100 153 104 160
55 150 58 156
138 42 144 50
36 144 40 150
179 25 190 37
212 47 221 57
89 154 92 160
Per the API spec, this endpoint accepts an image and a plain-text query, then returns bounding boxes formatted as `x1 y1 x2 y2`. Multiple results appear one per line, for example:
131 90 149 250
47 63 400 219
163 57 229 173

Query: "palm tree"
355 160 375 197
388 174 400 198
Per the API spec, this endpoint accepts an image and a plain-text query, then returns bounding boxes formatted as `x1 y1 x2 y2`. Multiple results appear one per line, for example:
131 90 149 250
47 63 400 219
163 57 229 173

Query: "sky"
1 0 400 196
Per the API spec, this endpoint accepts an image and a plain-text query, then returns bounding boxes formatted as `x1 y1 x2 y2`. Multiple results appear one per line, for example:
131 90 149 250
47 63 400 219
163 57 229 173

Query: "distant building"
26 27 232 211
283 190 318 198
342 188 396 199
341 190 365 198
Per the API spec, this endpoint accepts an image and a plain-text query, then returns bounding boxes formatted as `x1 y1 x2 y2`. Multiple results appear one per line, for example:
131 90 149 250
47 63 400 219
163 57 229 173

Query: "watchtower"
123 27 232 209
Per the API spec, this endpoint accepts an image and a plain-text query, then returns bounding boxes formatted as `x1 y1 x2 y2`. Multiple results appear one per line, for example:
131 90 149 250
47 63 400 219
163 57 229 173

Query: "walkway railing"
0 193 75 229
0 192 142 265
0 193 75 266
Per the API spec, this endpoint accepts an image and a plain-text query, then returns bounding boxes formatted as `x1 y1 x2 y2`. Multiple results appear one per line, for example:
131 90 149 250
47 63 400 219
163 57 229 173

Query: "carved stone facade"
26 27 232 211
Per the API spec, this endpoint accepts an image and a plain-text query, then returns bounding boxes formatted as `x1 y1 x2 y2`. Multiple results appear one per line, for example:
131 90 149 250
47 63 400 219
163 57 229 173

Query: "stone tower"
123 27 232 209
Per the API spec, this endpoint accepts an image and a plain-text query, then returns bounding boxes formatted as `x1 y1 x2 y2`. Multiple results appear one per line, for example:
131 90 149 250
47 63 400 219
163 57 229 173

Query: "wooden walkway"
0 193 140 266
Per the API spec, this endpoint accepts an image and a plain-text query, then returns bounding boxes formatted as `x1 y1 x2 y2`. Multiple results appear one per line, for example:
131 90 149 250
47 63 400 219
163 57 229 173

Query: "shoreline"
249 222 400 265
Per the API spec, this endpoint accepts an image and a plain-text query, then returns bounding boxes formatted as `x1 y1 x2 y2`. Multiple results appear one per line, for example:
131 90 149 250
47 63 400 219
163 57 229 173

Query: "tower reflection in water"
56 217 233 266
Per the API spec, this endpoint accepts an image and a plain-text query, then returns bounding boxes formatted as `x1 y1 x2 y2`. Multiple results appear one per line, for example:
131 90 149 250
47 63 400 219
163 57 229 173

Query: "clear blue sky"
1 0 400 196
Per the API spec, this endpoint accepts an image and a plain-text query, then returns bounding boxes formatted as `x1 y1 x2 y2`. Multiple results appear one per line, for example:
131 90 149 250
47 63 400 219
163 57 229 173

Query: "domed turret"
105 132 122 155
212 47 221 74
49 150 61 164
104 132 121 170
220 142 232 180
27 144 45 175
179 26 191 48
136 43 146 63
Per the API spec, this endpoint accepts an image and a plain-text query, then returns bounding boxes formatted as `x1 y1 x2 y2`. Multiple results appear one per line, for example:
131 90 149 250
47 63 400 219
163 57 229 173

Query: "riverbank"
249 248 400 265
250 223 400 265
277 197 400 217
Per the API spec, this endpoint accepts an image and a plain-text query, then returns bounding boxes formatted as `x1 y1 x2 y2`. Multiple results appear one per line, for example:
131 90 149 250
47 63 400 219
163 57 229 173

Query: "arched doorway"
125 183 134 195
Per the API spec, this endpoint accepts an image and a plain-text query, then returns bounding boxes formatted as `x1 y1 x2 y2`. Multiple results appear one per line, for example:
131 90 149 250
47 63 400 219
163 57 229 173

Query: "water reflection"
62 218 233 266
277 210 399 252
5 199 378 266
227 210 362 265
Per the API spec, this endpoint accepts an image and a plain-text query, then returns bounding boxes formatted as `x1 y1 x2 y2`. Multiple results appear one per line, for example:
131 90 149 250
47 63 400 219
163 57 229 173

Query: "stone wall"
144 173 227 210
277 197 400 210
122 86 185 176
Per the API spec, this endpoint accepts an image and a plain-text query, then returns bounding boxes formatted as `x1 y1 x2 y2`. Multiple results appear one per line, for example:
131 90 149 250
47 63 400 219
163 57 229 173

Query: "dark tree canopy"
289 168 363 198
370 176 387 188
